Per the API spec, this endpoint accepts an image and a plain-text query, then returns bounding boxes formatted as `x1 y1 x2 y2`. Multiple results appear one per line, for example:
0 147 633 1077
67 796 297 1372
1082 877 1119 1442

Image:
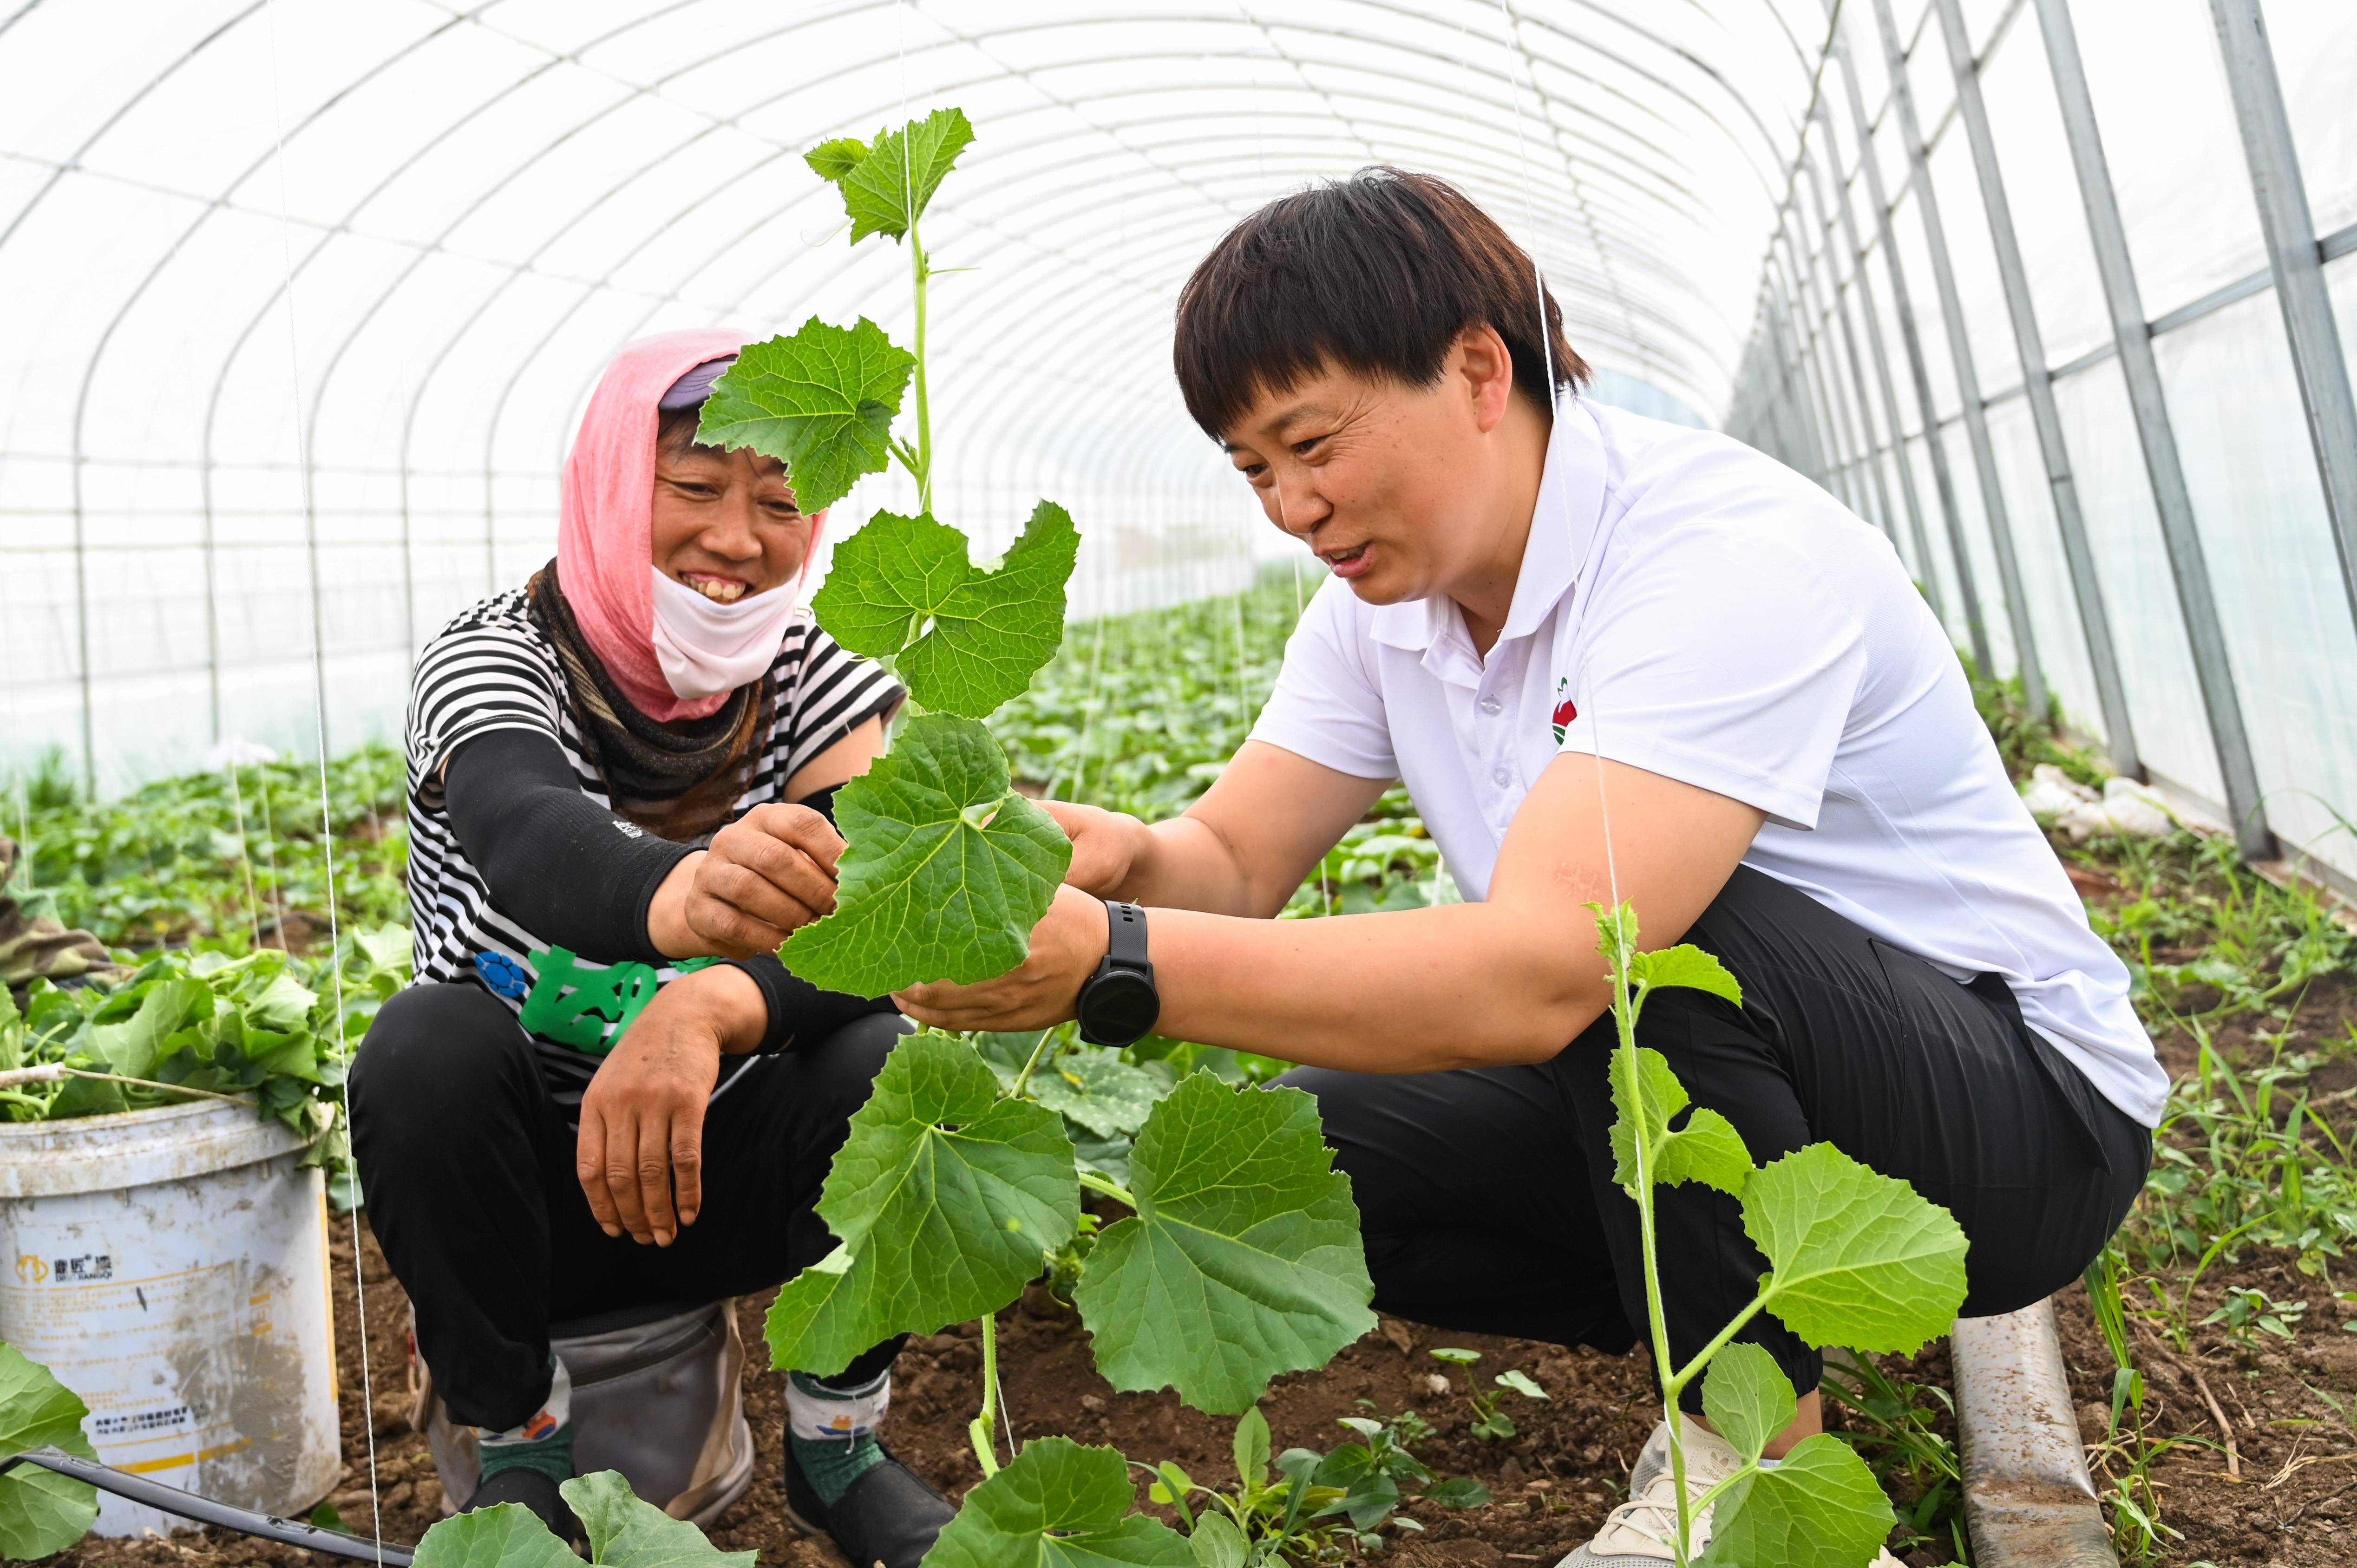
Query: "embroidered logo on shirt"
610 818 645 839
1551 676 1579 743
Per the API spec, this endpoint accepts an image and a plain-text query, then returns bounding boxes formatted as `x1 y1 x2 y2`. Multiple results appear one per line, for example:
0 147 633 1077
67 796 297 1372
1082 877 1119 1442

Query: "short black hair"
1174 167 1588 436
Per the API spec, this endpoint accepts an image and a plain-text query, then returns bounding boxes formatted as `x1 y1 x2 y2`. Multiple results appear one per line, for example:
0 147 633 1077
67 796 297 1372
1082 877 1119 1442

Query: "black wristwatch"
1074 901 1160 1047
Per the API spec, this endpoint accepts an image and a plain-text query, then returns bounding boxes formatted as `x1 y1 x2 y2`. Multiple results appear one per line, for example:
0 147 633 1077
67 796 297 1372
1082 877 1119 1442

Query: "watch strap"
1103 901 1149 972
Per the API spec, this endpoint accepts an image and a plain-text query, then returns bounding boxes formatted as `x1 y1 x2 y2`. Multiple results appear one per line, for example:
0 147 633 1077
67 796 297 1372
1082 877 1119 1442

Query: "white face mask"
648 567 801 700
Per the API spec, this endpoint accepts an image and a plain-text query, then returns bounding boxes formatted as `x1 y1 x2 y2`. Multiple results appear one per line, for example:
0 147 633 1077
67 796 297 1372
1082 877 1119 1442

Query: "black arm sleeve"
442 727 694 966
717 779 896 1052
720 955 898 1052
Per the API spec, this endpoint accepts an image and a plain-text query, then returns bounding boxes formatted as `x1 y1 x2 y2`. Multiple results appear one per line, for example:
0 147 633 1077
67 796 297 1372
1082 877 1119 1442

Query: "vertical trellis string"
261 0 382 1555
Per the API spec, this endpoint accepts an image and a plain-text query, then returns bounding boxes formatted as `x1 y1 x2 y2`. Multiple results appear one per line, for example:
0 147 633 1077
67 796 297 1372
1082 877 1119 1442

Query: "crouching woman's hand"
576 964 766 1247
645 803 847 960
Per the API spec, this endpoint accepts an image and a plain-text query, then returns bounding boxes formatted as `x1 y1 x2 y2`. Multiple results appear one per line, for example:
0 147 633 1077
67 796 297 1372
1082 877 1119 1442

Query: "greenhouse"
1 2 2354 1566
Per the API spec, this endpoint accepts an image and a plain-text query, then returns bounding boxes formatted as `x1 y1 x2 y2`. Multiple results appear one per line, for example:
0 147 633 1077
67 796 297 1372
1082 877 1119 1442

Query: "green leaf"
1607 1047 1752 1198
805 136 869 183
1232 1406 1271 1490
780 715 1074 994
1427 1347 1480 1366
1744 1143 1969 1353
1699 1343 1796 1465
1075 1074 1376 1414
1494 1368 1548 1400
0 1341 98 1560
813 502 1080 719
696 317 915 515
764 1033 1077 1375
87 977 210 1078
924 1436 1193 1568
1626 944 1743 1006
1189 1511 1248 1568
561 1470 754 1568
410 1502 579 1568
1697 1433 1893 1568
1424 1477 1492 1509
240 969 319 1034
1031 1051 1166 1138
815 107 976 245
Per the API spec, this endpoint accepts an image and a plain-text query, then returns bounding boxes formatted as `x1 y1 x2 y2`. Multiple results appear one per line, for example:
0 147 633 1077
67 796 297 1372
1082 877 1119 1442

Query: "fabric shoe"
1562 1416 1745 1566
1560 1417 1903 1566
466 1464 582 1543
783 1437 955 1568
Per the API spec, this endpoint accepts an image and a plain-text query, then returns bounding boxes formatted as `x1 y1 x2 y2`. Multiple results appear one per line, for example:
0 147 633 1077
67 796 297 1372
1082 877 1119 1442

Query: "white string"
260 2 382 1556
1491 0 1624 930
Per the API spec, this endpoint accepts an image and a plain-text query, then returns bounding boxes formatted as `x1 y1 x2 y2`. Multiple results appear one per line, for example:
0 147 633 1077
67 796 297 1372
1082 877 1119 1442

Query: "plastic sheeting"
1 0 2354 891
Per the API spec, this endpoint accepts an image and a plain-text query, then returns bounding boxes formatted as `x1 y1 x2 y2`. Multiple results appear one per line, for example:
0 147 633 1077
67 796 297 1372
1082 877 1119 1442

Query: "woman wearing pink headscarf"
350 332 951 1565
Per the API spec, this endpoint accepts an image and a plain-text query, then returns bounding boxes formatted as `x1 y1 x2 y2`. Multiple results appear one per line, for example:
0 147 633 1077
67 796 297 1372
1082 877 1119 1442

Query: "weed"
1818 1355 1967 1562
1427 1348 1548 1443
1149 1405 1487 1563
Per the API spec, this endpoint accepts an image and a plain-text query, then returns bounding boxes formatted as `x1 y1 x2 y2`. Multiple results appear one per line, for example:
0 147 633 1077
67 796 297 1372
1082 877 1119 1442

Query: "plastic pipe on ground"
1950 1297 2119 1568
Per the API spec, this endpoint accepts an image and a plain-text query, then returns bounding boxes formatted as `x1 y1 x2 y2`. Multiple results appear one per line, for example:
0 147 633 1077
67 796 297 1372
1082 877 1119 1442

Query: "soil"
47 1219 1665 1568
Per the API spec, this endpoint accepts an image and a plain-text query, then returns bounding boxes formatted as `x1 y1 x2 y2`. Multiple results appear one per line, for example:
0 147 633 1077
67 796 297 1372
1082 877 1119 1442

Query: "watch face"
1079 970 1160 1046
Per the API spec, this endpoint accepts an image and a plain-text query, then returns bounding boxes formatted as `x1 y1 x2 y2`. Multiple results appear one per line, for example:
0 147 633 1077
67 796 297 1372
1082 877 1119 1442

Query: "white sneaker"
1558 1418 1905 1567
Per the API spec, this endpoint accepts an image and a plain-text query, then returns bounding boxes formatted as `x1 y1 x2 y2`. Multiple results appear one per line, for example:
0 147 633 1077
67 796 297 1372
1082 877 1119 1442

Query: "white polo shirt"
1250 398 2164 1127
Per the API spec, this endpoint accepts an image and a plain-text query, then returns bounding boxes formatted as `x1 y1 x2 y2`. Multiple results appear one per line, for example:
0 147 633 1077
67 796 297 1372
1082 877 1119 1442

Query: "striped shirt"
402 586 902 1109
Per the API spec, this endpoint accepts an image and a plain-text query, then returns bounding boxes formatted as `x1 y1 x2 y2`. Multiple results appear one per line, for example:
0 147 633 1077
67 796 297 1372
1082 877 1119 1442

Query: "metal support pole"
2209 0 2357 637
1777 233 1851 500
1799 152 1898 542
1816 93 1944 604
1871 0 2046 715
1786 201 1873 520
1767 284 1828 481
2036 0 2272 860
1802 138 1905 547
1830 25 1994 673
1775 264 1834 485
1932 0 2140 776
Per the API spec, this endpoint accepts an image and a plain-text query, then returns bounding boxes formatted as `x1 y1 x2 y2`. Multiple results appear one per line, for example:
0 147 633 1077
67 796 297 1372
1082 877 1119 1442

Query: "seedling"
2200 1285 2306 1349
1427 1347 1547 1442
1146 1405 1487 1563
1589 900 1968 1566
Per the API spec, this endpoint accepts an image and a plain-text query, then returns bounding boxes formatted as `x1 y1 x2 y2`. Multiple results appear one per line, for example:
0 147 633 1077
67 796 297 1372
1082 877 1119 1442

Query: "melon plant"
697 108 1381 1550
1587 902 1968 1566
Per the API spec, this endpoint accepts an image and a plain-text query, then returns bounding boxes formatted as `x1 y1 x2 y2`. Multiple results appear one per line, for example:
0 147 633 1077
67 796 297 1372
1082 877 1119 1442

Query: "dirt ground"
47 1216 1666 1568
2043 969 2357 1566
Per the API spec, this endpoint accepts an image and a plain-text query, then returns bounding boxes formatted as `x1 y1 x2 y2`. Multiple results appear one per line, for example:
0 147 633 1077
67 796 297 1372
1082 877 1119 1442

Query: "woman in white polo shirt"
897 169 2156 1565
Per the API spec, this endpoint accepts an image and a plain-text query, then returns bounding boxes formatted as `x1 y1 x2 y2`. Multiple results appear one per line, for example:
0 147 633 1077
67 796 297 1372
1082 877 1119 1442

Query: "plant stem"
1610 908 1693 1566
1666 1289 1773 1392
909 222 932 516
1007 1028 1056 1100
1077 1168 1136 1209
967 1313 1002 1477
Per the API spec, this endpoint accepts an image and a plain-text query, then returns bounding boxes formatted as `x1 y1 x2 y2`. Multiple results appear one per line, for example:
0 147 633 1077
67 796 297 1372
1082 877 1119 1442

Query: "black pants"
351 982 905 1431
1281 865 2152 1411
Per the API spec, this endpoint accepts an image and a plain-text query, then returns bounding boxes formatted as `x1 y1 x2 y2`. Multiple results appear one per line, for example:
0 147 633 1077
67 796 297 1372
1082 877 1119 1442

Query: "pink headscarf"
557 327 778 724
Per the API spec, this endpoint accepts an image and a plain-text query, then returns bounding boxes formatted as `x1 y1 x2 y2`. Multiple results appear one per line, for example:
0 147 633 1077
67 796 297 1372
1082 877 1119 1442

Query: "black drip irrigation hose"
0 1447 414 1566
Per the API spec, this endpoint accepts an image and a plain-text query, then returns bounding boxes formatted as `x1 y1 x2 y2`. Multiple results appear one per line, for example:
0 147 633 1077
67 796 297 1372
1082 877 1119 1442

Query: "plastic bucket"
0 1098 339 1536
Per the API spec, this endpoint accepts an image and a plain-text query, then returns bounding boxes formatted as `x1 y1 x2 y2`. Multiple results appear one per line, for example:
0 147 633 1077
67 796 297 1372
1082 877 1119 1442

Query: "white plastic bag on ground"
2020 764 2179 841
2019 764 2099 820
